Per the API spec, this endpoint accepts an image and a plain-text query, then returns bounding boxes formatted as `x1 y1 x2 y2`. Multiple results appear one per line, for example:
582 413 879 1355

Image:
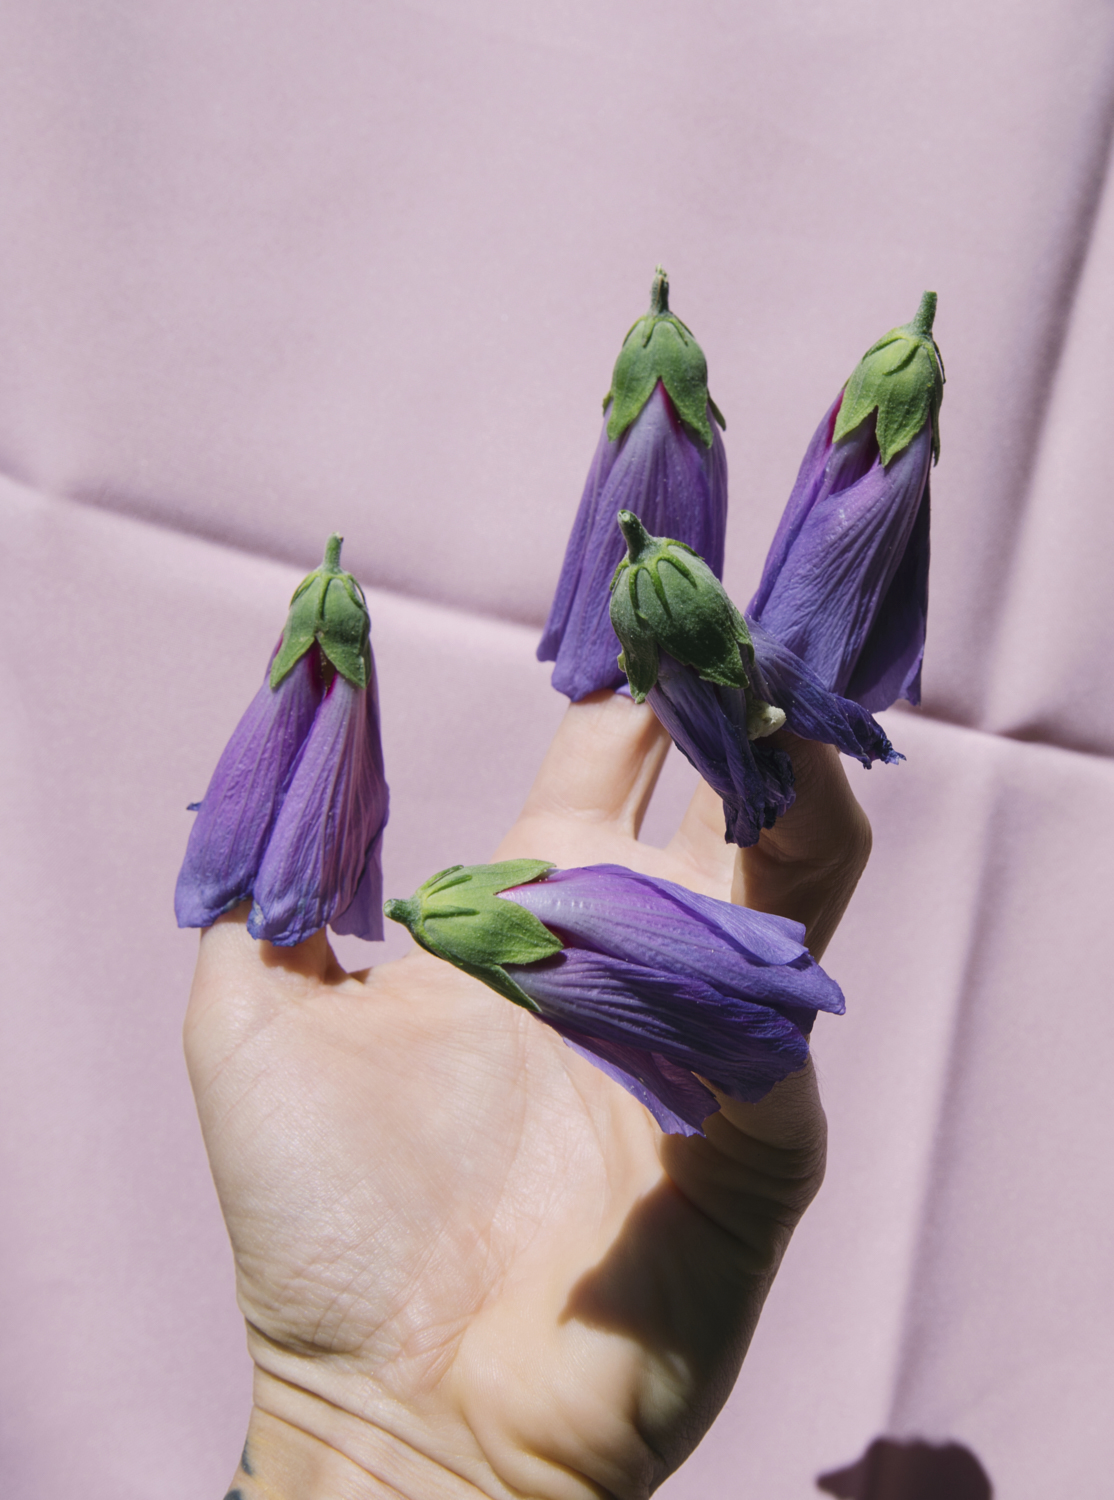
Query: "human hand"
185 692 870 1499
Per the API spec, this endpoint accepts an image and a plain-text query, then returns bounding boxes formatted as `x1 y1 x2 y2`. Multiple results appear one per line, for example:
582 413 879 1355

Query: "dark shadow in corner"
817 1437 992 1500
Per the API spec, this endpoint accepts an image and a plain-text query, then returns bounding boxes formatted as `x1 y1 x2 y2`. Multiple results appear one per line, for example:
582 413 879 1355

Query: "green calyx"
833 290 945 465
603 266 725 449
608 511 754 701
270 534 372 690
383 861 562 1010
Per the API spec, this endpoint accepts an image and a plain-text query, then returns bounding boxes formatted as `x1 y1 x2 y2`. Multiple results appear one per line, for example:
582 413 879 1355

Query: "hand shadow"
559 1174 794 1472
817 1437 993 1499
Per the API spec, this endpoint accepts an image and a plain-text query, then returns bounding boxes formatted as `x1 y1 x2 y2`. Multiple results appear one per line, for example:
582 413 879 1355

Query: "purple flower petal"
539 383 727 701
746 618 902 769
647 651 795 847
174 648 323 929
554 1026 717 1136
249 668 389 946
535 417 625 671
843 476 930 710
505 948 812 1107
388 859 847 1136
330 826 386 942
502 864 844 1019
749 408 933 709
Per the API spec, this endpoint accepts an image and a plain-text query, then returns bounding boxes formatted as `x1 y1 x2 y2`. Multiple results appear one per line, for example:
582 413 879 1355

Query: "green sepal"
383 861 562 1011
609 511 753 700
603 267 722 449
833 290 945 465
270 534 372 690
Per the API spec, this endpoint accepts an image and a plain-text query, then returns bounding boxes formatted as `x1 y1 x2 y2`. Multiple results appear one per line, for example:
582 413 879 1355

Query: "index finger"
505 690 672 839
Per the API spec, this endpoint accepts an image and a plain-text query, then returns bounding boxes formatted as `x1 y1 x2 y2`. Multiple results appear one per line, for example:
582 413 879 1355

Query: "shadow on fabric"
816 1437 992 1499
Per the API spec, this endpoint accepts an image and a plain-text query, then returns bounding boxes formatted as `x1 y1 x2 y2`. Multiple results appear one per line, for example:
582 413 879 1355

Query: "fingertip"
186 905 343 1053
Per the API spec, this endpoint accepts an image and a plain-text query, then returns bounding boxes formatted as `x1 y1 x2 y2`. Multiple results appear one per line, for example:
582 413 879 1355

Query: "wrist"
229 1388 494 1500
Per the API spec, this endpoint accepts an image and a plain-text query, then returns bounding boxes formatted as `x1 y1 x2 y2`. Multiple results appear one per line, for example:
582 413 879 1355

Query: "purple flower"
384 860 844 1136
175 536 389 946
538 268 727 701
648 651 796 848
747 618 902 769
247 664 388 945
748 293 943 712
608 512 899 847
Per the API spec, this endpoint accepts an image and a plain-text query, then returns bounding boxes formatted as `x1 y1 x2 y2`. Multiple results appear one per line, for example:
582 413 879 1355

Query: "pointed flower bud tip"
609 512 752 701
603 267 723 447
833 292 945 466
616 508 653 559
382 896 414 926
323 532 344 571
910 290 937 338
270 533 372 691
648 265 670 317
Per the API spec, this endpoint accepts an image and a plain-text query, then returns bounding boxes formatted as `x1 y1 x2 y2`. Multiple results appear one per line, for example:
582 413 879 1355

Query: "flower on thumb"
385 861 844 1136
175 534 389 946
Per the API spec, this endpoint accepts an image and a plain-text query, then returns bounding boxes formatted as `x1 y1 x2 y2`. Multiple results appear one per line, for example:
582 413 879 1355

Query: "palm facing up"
185 692 871 1500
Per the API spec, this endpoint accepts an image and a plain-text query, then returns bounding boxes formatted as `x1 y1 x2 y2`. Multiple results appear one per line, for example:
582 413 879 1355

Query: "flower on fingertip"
608 514 898 846
538 268 728 701
749 293 943 711
175 535 389 946
385 862 844 1136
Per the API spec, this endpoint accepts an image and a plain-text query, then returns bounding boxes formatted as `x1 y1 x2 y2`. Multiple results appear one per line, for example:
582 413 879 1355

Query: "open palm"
185 692 871 1500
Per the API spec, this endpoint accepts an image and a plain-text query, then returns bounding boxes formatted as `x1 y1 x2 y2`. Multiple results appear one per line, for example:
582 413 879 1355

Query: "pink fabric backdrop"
2 3 1112 1495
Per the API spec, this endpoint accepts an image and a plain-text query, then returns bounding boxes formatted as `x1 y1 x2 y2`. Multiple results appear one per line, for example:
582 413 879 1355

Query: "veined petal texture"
505 949 812 1105
174 649 323 928
749 409 933 709
747 619 902 769
647 652 796 847
249 666 389 946
539 383 727 701
502 864 843 1018
555 1028 719 1136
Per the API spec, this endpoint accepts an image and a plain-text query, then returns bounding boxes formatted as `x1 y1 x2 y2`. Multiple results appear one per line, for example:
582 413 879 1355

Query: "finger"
664 776 739 896
740 733 872 958
183 904 350 1084
660 1062 827 1256
508 690 672 837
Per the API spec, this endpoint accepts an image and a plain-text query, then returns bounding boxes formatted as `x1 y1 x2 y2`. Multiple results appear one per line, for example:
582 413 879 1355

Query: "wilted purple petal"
535 418 625 670
249 668 389 946
175 648 323 929
749 397 863 613
502 864 843 1018
646 651 795 847
843 477 930 710
539 383 727 701
746 618 902 769
506 948 812 1106
749 410 932 709
555 1026 717 1136
331 827 386 941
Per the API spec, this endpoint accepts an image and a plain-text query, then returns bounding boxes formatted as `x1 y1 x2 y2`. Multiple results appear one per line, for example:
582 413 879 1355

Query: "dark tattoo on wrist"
223 1491 244 1500
240 1442 254 1477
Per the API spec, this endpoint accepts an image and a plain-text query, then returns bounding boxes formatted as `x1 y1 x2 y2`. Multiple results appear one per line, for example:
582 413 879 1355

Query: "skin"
185 693 872 1500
